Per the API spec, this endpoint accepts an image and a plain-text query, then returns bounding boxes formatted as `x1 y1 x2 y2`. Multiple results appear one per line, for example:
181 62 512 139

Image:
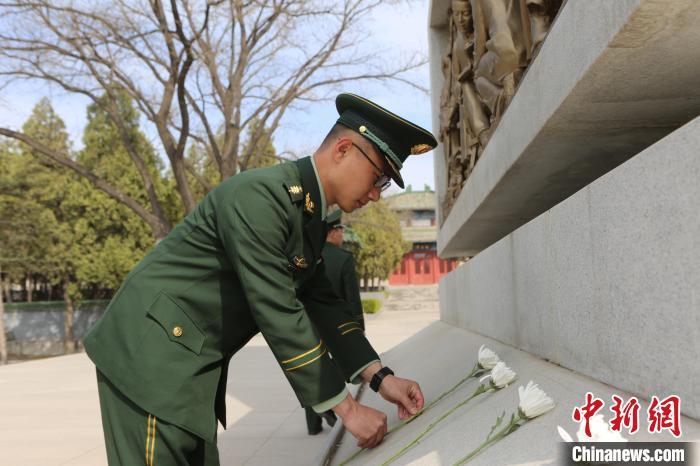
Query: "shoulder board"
284 182 304 203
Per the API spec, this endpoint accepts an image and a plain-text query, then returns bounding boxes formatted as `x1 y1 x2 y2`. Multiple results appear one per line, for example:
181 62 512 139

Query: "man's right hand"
332 393 387 448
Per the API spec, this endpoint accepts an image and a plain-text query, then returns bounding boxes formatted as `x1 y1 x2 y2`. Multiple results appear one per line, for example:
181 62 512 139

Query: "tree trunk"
3 277 12 303
0 266 7 365
26 275 33 303
62 278 76 354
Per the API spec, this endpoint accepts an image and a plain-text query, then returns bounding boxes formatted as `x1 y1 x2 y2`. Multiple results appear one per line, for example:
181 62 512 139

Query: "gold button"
359 125 366 133
172 326 183 337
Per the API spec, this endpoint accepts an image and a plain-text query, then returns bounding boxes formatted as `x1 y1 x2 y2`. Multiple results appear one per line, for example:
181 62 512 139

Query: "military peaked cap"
336 93 437 189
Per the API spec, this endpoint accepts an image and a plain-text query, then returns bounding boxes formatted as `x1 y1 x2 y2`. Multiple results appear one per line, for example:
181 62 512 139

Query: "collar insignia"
288 185 302 195
293 255 308 269
304 192 315 214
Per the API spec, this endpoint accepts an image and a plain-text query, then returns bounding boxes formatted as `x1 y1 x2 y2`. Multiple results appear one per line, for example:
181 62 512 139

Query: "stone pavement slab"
0 285 440 465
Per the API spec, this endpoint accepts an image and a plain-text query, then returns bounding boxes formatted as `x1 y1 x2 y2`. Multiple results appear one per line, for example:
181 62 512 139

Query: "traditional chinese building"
384 187 458 285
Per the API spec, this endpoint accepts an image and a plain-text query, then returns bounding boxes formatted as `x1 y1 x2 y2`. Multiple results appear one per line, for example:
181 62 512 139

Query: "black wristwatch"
370 366 394 392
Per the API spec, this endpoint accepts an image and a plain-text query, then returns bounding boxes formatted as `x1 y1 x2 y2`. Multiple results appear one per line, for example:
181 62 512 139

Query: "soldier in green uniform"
305 209 364 435
84 93 437 465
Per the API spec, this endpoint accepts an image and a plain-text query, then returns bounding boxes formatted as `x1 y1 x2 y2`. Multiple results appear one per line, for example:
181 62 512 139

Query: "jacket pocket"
147 291 205 355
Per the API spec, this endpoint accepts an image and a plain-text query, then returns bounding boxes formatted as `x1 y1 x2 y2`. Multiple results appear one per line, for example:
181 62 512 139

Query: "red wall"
389 250 458 285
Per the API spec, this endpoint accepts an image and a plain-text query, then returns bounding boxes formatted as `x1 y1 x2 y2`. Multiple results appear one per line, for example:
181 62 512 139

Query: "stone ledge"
440 115 700 419
436 0 700 257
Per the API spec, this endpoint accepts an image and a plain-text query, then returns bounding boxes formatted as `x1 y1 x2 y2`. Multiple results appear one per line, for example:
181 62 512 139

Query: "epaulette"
284 182 304 203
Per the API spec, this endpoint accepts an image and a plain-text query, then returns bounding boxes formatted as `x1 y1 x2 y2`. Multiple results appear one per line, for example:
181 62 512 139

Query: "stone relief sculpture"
440 0 563 218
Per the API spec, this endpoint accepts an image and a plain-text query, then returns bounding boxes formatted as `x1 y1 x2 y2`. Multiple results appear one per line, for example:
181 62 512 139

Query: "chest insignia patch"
304 192 315 215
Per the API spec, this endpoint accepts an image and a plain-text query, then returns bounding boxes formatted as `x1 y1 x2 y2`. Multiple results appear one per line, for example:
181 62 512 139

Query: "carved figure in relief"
527 0 561 56
439 0 563 219
471 0 531 124
452 0 490 167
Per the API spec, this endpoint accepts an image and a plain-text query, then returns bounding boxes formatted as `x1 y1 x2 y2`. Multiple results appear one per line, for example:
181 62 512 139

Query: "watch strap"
370 366 394 392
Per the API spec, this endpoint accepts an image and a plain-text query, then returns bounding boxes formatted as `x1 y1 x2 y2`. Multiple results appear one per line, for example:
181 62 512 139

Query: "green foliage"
0 140 48 281
184 117 278 203
73 90 172 289
81 88 183 225
346 200 408 285
362 298 382 314
0 98 74 287
186 143 222 202
1 93 168 299
241 118 278 170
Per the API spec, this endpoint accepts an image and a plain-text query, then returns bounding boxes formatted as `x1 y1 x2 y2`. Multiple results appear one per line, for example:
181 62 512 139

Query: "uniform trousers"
96 369 220 466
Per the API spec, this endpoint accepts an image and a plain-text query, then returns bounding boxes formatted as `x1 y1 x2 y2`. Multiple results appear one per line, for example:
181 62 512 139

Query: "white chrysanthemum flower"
518 381 555 419
477 345 500 369
479 361 517 388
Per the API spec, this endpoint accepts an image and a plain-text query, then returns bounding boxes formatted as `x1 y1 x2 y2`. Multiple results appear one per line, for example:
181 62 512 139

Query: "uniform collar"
295 156 325 260
310 155 327 220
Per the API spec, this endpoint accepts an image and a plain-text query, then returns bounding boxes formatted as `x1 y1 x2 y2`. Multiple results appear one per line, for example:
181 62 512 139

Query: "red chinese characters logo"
572 393 682 438
572 392 604 438
648 395 682 438
609 395 640 434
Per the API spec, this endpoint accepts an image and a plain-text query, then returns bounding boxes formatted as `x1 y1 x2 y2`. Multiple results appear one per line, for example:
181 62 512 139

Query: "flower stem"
420 363 484 416
338 364 486 466
381 384 490 466
386 363 485 439
452 413 523 465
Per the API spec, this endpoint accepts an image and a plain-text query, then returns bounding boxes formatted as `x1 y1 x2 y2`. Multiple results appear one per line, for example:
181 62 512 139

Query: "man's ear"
333 138 352 163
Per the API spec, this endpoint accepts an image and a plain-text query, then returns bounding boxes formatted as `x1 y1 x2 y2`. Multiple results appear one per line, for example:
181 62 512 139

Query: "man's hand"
332 393 387 448
359 362 425 420
378 375 424 420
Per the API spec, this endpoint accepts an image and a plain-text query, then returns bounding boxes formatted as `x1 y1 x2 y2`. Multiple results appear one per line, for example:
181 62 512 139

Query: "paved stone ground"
0 285 439 466
219 285 439 465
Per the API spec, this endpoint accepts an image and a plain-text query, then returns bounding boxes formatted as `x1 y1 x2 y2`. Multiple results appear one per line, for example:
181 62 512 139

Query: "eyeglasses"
350 142 392 192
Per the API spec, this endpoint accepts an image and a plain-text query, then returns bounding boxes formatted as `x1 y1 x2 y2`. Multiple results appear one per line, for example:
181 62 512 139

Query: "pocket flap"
147 292 205 355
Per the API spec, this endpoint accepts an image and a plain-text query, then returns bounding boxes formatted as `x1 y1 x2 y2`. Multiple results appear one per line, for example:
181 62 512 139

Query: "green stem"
420 363 485 416
452 413 523 465
338 364 486 466
388 363 486 436
381 384 490 466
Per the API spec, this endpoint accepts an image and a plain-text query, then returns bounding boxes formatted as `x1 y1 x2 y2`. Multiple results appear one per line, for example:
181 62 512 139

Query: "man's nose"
367 186 381 202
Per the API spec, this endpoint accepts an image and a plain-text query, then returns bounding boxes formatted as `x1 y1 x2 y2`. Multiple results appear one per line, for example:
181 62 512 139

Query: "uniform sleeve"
300 261 379 383
341 255 365 330
215 181 345 406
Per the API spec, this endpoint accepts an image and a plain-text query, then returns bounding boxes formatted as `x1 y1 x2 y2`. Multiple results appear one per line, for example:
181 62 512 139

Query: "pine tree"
346 201 408 290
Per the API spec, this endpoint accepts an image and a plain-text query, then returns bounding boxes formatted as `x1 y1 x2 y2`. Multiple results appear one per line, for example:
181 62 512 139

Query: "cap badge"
410 143 432 155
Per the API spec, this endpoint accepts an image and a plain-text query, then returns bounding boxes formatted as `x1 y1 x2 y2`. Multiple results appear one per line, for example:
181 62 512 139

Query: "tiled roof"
384 189 436 211
402 227 437 243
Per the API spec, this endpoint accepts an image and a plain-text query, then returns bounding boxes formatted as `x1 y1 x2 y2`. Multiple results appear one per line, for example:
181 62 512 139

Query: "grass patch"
362 298 382 314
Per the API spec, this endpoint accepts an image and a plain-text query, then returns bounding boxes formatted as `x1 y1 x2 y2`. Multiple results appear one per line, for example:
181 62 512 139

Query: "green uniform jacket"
321 243 365 330
84 157 379 443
